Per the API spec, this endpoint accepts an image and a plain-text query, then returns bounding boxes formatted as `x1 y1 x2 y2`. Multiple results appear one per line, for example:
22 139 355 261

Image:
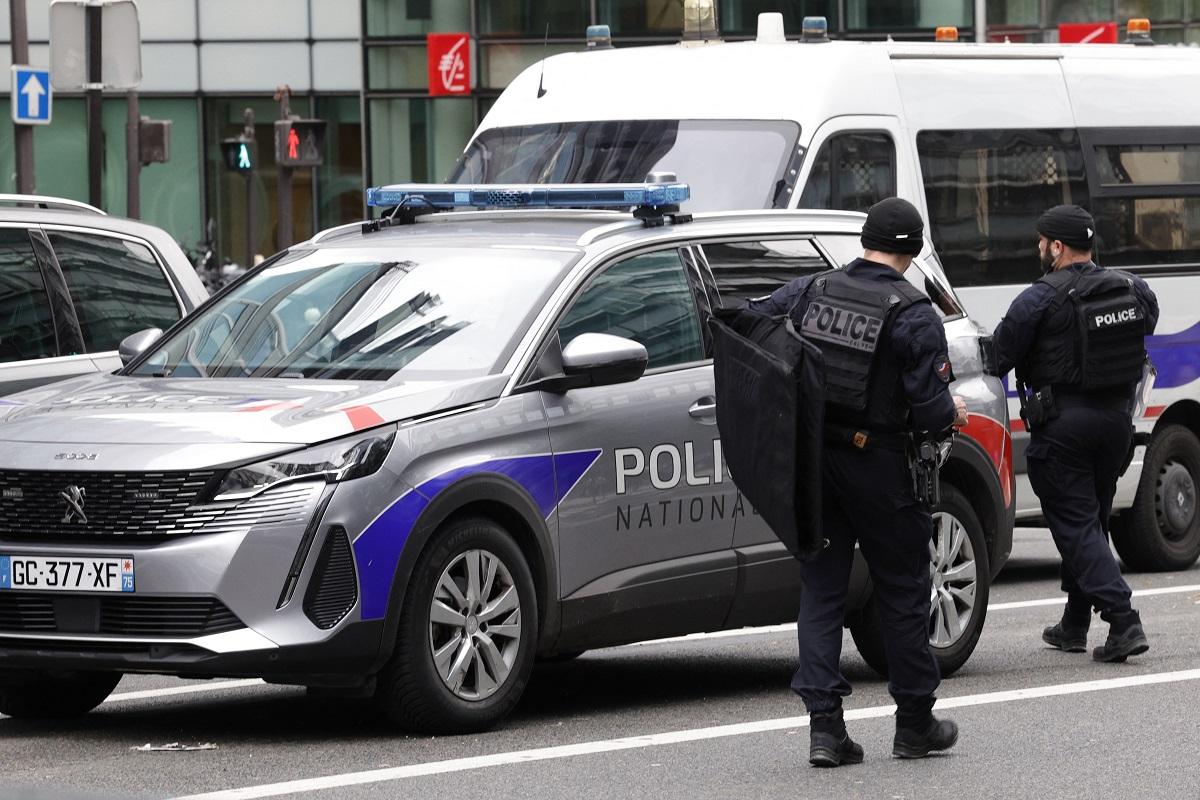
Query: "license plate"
0 555 134 593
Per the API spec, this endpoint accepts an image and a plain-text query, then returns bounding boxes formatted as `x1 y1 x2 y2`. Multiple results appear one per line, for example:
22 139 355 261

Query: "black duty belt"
824 424 908 452
1052 392 1130 413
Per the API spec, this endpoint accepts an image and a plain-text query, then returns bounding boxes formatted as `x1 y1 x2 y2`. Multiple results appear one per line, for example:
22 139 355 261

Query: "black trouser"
791 442 940 725
1026 407 1134 619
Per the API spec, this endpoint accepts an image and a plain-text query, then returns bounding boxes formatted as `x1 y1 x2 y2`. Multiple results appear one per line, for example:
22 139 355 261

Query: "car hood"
0 372 508 448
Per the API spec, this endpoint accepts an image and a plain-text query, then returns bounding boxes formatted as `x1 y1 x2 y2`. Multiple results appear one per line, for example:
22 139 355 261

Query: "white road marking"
634 583 1200 646
87 582 1200 708
173 667 1200 800
104 679 266 704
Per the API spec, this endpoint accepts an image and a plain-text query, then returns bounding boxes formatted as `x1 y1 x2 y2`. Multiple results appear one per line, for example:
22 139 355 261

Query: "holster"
908 436 947 507
1017 379 1059 431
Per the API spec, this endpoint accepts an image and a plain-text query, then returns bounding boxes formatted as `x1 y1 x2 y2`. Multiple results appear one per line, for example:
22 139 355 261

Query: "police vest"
1022 266 1146 393
796 269 926 432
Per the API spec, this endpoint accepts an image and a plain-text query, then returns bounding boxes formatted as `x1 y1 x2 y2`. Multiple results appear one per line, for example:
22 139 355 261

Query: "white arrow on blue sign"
11 65 52 125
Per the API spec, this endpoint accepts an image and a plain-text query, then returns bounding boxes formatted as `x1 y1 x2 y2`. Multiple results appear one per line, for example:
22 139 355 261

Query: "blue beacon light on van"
364 181 691 210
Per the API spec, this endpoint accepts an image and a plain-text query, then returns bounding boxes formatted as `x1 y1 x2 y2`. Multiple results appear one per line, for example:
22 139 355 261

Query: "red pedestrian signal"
274 119 326 168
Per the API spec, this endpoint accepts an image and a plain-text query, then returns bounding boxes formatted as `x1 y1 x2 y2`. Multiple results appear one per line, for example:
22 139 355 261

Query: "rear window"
451 119 801 212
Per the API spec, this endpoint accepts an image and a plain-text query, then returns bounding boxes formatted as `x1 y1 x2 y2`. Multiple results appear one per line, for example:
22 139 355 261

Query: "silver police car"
0 182 1012 732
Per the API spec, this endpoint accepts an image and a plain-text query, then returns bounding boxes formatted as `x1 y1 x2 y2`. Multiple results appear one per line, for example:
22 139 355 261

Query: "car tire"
849 484 990 678
375 516 538 734
0 670 121 718
1112 424 1200 572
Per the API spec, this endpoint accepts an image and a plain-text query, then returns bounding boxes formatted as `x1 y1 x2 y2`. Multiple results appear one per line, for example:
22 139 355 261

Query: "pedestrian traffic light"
221 137 255 173
274 119 326 168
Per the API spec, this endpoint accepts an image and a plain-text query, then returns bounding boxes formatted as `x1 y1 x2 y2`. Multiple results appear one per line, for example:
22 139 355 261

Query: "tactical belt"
1052 391 1130 413
824 424 909 452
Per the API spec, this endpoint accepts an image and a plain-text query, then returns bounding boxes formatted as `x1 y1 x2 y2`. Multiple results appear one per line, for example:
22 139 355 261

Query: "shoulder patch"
934 354 954 384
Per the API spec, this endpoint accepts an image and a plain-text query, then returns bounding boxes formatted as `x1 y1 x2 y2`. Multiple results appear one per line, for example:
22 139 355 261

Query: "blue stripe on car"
352 450 603 620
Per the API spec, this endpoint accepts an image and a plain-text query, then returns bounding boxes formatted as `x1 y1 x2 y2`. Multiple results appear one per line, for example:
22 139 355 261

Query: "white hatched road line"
91 582 1200 707
173 668 1200 800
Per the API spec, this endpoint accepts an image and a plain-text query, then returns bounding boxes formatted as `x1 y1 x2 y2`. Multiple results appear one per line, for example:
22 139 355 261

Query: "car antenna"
536 22 549 98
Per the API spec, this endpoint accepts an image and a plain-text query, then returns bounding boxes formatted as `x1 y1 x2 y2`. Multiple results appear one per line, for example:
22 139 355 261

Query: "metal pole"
275 85 293 251
975 0 987 42
243 108 256 270
126 91 140 218
86 3 103 208
10 0 35 194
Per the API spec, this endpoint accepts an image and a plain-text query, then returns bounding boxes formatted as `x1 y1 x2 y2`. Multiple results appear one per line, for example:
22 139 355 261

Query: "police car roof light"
364 181 691 212
801 16 829 43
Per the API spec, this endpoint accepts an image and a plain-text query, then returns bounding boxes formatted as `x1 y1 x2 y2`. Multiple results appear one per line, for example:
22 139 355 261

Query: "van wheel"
1112 425 1200 572
375 517 538 734
850 485 989 678
0 670 121 718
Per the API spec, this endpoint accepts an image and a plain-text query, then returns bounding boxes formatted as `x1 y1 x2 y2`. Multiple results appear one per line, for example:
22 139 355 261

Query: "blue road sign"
11 66 52 125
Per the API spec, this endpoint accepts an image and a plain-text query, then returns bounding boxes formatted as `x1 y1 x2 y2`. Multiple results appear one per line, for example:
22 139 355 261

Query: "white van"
453 23 1200 572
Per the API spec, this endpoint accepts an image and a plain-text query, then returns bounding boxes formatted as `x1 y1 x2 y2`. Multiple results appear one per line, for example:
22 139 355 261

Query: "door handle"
689 396 717 418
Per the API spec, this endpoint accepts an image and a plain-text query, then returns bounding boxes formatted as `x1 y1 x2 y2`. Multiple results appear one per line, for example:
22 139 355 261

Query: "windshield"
131 245 571 382
450 119 801 211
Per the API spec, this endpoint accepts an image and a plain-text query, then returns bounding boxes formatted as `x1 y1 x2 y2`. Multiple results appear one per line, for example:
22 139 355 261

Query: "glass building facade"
1 0 1198 267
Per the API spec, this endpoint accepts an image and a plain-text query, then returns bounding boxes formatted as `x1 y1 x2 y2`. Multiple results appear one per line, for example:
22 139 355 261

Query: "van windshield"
450 120 801 211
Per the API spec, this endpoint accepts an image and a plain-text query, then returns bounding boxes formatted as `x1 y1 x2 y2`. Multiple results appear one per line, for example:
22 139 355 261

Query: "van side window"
0 229 57 364
558 250 704 370
700 239 830 306
798 132 896 214
49 232 182 353
917 129 1090 287
1086 136 1200 270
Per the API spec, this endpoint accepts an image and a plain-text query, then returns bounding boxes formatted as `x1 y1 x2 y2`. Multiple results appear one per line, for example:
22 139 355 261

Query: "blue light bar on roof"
364 181 690 210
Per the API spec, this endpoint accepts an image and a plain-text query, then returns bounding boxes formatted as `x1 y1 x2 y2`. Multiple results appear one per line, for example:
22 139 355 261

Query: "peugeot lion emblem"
61 485 87 524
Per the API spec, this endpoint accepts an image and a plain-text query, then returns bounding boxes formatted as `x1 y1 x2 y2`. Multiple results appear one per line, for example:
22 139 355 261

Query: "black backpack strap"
786 268 840 318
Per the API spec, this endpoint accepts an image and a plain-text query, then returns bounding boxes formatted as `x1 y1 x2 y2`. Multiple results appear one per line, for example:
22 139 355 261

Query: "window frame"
39 224 188 355
1080 127 1200 200
692 235 835 309
797 129 898 213
517 242 713 390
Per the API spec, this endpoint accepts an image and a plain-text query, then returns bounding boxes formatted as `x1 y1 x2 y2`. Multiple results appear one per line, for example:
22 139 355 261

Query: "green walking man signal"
221 137 255 173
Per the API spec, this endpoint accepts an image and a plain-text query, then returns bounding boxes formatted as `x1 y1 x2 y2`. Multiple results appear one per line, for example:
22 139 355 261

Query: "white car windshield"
131 245 571 381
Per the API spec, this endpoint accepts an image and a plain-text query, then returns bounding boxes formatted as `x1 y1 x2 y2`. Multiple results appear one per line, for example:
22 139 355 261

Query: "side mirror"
546 333 647 392
118 327 163 366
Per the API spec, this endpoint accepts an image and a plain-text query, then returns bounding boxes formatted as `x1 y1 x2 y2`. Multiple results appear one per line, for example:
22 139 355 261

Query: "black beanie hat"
1036 204 1095 251
861 197 924 256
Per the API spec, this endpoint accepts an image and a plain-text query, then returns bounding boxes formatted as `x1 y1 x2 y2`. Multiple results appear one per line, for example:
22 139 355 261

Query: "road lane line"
81 582 1200 708
104 679 266 704
633 583 1200 646
173 667 1200 800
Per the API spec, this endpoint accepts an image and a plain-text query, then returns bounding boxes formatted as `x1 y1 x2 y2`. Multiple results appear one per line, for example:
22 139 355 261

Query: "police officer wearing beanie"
749 197 968 767
993 205 1158 662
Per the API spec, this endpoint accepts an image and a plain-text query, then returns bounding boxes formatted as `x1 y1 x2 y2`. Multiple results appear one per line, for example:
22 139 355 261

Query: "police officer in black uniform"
993 204 1158 662
749 198 967 767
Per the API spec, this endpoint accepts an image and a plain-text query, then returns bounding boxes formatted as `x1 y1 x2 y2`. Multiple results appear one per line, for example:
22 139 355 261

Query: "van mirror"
118 328 163 365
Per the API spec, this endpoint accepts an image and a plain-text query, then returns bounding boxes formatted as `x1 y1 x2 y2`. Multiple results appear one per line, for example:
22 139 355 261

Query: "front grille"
303 527 358 629
0 593 244 637
0 470 218 540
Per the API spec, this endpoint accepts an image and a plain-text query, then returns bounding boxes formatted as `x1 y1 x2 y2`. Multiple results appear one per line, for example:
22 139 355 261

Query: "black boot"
893 715 959 759
809 708 864 768
1093 609 1149 663
1042 605 1090 653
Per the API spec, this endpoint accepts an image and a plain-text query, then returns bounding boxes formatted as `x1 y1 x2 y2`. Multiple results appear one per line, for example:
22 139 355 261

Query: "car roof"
304 208 870 254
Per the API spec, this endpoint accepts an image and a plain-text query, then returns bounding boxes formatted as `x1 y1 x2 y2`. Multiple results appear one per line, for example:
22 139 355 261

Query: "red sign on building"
1058 22 1118 44
427 33 471 95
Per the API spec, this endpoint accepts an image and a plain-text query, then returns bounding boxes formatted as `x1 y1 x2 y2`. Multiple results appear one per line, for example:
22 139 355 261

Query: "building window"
369 97 476 185
1045 0 1112 24
718 1 839 36
595 0 683 36
477 0 590 36
367 46 432 91
366 0 470 37
846 0 971 30
316 96 365 232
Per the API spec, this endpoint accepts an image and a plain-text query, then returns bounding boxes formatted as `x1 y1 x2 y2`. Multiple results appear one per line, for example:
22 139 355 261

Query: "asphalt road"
3 529 1199 800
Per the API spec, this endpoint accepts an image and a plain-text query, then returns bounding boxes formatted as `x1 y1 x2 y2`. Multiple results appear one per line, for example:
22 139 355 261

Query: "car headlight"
214 426 397 500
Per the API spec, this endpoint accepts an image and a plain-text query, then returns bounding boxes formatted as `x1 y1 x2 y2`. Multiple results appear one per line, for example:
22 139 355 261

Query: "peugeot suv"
0 184 1011 732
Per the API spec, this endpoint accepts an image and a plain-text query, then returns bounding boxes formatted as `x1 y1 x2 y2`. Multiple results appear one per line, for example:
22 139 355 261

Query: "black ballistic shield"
709 307 826 561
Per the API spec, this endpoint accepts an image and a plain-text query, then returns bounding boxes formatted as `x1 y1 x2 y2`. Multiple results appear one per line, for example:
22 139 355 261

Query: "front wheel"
0 670 121 718
850 484 990 678
1112 424 1200 572
375 517 538 734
